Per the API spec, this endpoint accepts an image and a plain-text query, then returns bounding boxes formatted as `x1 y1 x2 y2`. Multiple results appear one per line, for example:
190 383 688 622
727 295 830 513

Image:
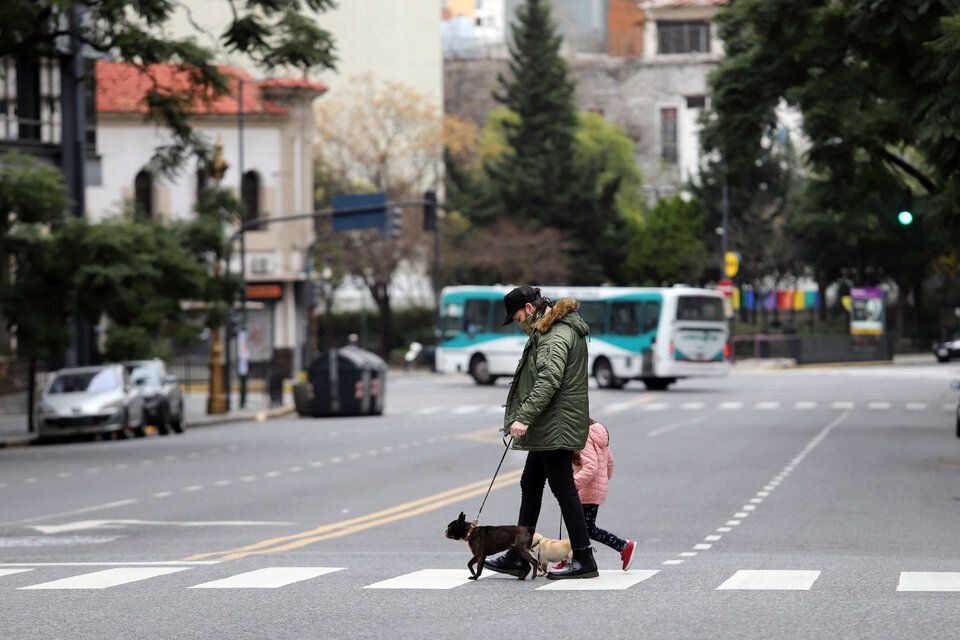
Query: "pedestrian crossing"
406 400 953 417
3 565 960 592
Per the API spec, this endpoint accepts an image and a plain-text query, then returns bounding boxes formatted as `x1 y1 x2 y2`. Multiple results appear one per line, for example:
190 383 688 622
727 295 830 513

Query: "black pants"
518 449 590 549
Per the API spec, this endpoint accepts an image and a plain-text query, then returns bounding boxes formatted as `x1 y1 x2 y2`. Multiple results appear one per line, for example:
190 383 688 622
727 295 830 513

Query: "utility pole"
237 78 248 409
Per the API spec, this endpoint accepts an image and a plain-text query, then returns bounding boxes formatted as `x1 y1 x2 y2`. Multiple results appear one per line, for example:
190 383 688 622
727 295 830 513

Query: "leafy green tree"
3 0 337 171
622 197 711 287
0 152 72 430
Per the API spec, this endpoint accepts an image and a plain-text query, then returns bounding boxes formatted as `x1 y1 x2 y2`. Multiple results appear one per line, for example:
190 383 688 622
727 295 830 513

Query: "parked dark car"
124 359 185 434
934 332 960 363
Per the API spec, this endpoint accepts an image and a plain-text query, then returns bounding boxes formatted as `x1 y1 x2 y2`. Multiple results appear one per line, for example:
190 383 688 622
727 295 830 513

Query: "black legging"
518 449 590 550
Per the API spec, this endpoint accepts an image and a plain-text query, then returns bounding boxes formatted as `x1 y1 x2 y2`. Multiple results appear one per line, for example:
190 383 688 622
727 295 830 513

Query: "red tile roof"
643 0 727 8
95 61 326 116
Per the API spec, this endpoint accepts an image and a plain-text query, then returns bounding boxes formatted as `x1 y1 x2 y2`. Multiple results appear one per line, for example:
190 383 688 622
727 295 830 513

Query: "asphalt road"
2 363 960 639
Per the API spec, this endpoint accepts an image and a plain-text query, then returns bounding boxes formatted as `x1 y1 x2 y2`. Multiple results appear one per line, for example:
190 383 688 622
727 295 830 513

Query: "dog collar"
464 522 477 541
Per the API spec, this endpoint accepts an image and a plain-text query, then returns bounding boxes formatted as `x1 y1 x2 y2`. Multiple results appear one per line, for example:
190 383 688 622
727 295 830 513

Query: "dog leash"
474 434 514 524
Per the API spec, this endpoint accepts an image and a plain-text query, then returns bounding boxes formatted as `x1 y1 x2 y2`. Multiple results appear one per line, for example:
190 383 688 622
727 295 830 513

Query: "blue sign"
332 192 387 232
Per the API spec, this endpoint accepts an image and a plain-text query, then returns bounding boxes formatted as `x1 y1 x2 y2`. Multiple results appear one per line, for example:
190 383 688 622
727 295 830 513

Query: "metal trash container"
306 346 387 417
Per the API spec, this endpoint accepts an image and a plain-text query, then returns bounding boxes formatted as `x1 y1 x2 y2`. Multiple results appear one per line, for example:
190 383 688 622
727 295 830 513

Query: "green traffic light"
898 210 913 225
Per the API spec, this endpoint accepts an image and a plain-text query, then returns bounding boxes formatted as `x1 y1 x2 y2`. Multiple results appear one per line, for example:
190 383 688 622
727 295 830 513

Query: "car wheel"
156 404 171 436
116 410 134 440
171 401 186 434
938 355 950 363
594 358 624 389
469 356 496 386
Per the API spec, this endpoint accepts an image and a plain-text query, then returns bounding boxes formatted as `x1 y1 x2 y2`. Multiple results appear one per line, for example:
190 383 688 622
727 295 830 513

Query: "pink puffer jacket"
573 422 614 505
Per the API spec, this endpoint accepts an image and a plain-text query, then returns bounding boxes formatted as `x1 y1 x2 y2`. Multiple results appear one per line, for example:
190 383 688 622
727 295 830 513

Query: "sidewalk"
732 352 934 372
0 389 295 449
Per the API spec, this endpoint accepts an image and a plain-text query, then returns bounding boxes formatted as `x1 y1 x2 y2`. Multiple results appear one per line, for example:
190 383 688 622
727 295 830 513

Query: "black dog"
445 512 538 580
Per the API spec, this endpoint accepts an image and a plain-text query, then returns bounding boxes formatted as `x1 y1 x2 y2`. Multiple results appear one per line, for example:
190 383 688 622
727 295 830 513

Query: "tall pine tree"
487 0 579 229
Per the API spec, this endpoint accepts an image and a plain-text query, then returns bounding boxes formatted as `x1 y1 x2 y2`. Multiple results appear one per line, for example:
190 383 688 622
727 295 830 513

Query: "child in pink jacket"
571 419 636 571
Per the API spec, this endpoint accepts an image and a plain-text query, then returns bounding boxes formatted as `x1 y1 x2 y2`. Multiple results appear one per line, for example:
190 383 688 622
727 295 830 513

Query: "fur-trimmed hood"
535 298 590 337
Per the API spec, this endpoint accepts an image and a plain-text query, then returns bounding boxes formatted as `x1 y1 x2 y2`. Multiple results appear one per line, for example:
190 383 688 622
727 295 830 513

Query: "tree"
314 75 461 355
0 152 72 431
3 0 337 171
623 197 711 287
486 0 579 229
701 0 960 314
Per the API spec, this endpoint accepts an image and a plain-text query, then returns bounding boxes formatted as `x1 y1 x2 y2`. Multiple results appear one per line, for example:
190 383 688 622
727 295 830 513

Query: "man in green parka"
484 285 599 580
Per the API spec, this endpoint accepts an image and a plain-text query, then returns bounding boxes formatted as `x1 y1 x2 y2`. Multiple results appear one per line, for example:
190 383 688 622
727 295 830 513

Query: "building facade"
88 61 325 375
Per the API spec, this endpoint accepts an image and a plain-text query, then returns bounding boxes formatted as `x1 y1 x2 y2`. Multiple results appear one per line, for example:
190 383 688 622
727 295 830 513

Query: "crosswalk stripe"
897 572 960 592
19 567 189 590
363 569 490 590
189 567 343 589
0 569 33 578
536 569 659 591
717 570 820 591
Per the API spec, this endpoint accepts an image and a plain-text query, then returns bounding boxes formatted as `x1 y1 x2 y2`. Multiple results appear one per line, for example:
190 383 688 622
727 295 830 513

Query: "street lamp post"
207 141 229 415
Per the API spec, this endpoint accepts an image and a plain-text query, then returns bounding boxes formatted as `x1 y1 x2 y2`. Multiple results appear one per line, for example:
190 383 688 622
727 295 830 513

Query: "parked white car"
38 364 146 441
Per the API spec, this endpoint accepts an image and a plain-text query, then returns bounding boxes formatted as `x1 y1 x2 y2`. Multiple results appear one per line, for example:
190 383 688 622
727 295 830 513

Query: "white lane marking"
310 461 324 468
602 402 634 415
726 520 741 526
755 401 780 410
536 570 659 591
716 527 732 533
190 567 344 589
364 569 490 590
414 407 442 416
869 402 891 410
750 498 763 504
0 569 34 578
164 456 178 461
487 406 504 414
264 471 281 478
704 535 721 542
679 552 697 557
646 416 705 439
743 505 757 511
349 453 361 459
757 491 770 497
330 457 343 463
154 492 172 498
19 567 190 590
662 560 683 565
185 485 203 492
795 401 817 410
897 572 960 592
29 519 294 534
451 405 484 415
381 447 394 453
906 403 927 411
0 499 138 527
681 402 705 410
56 472 73 479
719 402 742 410
832 401 854 410
213 480 232 487
734 512 749 518
0 562 216 567
140 460 153 466
693 544 712 550
366 450 379 456
25 478 38 484
288 466 303 473
86 468 101 474
717 570 821 591
643 403 669 411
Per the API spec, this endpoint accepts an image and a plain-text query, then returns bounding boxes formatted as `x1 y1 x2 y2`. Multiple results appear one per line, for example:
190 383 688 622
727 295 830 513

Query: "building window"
241 170 262 230
657 21 711 55
686 95 706 109
0 56 62 145
134 169 153 218
660 107 678 164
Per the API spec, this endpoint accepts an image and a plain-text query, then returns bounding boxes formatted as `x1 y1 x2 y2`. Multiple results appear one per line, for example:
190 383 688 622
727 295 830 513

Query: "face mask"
520 309 543 336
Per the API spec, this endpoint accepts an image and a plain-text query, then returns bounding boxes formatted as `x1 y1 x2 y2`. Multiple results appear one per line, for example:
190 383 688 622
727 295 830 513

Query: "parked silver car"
125 359 185 434
38 364 146 440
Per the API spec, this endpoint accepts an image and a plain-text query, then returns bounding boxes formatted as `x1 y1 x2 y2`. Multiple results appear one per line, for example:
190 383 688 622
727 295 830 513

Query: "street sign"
332 192 387 231
717 279 734 298
724 251 741 278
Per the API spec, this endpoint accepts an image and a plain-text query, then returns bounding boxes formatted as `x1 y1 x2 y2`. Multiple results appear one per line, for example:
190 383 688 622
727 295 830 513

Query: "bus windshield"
676 296 724 321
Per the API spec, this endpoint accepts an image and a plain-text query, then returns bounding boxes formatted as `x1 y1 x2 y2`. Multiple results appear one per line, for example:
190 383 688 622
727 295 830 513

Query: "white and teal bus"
435 285 730 390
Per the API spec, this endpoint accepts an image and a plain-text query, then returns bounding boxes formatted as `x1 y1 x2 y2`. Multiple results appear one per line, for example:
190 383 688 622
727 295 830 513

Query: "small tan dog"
531 532 573 575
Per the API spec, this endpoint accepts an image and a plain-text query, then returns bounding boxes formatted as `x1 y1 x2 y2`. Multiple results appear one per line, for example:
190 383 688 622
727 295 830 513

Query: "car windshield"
131 367 161 386
48 369 119 394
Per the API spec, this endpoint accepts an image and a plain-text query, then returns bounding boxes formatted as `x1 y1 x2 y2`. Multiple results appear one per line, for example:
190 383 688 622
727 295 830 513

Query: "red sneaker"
620 540 637 571
552 560 568 571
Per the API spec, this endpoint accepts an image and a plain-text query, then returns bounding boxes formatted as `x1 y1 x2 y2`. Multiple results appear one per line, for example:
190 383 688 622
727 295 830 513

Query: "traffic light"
385 207 402 239
897 210 913 226
423 190 437 231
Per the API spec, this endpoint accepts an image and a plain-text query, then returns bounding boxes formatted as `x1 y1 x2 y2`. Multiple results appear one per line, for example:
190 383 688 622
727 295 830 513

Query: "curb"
0 404 297 449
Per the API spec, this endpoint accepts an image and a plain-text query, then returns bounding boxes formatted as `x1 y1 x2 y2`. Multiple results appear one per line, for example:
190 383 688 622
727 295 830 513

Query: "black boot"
547 546 599 580
484 548 525 577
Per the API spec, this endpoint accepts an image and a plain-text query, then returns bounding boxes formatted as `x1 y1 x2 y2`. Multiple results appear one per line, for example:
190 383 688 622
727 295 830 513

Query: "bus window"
440 301 464 339
677 296 723 321
579 300 607 335
643 300 661 333
464 299 492 335
611 302 642 335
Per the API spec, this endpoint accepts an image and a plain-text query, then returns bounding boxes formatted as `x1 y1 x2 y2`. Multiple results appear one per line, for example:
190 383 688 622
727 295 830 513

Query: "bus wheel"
594 358 624 389
470 356 496 386
643 378 672 391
